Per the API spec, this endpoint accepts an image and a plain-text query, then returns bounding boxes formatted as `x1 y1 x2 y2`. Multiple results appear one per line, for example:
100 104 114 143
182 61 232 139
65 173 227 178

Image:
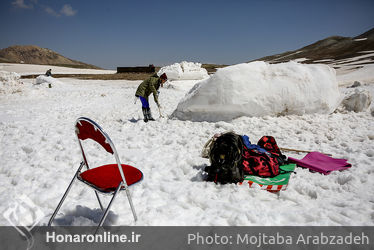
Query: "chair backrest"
75 117 129 188
75 117 114 154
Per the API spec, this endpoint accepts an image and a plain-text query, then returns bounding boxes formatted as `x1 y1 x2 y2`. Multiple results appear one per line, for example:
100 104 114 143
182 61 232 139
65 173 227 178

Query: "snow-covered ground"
314 52 374 87
336 64 374 86
0 63 116 76
0 62 373 226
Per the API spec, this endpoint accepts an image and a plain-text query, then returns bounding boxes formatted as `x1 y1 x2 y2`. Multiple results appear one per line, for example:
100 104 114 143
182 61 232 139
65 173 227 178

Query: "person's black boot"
142 107 148 122
147 108 155 121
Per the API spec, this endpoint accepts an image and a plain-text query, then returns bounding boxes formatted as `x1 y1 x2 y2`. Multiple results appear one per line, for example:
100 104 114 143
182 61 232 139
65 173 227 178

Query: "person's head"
160 73 168 87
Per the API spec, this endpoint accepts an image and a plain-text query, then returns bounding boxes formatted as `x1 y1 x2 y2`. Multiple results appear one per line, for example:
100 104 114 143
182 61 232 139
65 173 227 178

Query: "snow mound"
172 61 341 122
0 71 23 95
35 75 62 87
158 61 209 80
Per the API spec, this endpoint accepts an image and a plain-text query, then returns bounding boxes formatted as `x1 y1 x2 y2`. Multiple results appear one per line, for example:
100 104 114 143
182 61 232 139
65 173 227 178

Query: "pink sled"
288 151 351 175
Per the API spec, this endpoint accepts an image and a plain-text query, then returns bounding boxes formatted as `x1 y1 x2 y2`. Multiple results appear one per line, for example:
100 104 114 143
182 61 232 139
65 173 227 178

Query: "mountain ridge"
251 27 374 67
0 45 101 69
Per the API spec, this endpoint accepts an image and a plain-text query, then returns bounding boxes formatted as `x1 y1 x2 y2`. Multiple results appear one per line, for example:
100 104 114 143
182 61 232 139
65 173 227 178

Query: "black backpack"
205 132 244 184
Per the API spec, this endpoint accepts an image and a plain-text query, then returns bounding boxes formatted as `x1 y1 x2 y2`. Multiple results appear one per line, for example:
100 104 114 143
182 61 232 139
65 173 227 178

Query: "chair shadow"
53 205 118 226
191 164 208 182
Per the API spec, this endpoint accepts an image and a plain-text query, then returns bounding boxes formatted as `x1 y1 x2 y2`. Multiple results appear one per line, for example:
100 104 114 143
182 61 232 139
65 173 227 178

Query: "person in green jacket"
135 73 167 122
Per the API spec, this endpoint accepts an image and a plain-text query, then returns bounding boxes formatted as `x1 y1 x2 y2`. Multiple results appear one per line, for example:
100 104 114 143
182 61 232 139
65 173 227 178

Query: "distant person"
135 73 167 122
149 64 155 72
45 69 52 77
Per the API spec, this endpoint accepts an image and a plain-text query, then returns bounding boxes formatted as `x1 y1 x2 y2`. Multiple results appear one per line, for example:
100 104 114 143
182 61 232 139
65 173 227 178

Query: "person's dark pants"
139 97 149 108
139 97 154 122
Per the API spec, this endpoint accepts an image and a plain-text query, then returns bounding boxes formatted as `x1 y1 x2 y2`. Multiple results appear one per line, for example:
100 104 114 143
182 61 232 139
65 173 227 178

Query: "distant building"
117 64 156 73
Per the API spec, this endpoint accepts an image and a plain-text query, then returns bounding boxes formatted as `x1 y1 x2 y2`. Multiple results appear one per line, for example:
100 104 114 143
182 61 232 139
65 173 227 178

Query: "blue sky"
1 0 373 69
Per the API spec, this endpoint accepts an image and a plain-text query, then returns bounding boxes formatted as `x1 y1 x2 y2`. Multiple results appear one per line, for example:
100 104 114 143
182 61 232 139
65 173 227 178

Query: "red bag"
257 136 282 155
242 136 284 177
242 146 280 177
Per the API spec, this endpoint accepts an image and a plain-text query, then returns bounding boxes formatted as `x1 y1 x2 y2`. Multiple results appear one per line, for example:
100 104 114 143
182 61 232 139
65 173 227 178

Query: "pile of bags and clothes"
201 132 352 191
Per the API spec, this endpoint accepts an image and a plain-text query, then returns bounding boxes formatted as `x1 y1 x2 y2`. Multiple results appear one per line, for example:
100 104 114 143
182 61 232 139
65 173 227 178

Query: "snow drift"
158 61 209 80
0 71 23 95
172 61 341 122
0 71 56 97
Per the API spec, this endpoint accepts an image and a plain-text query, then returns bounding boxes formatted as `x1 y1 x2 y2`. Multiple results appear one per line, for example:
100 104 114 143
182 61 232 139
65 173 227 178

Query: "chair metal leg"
48 162 85 226
94 182 122 234
125 188 138 221
94 191 104 211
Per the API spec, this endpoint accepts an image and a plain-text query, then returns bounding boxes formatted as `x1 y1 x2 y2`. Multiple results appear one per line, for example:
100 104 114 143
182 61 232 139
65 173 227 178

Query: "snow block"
35 75 62 86
158 61 209 81
341 88 372 112
172 61 341 122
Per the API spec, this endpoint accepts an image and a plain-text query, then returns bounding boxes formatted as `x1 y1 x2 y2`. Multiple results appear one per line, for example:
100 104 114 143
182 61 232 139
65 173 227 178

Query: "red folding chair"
48 117 143 231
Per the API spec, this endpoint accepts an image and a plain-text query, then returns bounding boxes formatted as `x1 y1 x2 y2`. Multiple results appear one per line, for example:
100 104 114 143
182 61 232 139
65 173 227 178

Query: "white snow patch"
272 51 303 62
353 38 367 41
158 61 209 80
172 61 341 122
314 59 334 63
294 58 308 63
335 53 374 65
357 50 374 54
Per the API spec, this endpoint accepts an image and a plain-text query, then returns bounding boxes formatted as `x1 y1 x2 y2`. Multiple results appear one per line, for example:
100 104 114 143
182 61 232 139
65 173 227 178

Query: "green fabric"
135 76 161 105
279 163 296 172
244 164 296 186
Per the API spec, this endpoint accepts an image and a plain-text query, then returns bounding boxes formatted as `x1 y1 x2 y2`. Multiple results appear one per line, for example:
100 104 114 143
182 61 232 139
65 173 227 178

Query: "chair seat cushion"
78 164 143 192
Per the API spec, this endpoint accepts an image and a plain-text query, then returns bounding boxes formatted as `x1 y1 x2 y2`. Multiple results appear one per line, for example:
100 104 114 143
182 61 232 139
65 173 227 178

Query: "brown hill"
252 27 374 66
0 45 101 69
